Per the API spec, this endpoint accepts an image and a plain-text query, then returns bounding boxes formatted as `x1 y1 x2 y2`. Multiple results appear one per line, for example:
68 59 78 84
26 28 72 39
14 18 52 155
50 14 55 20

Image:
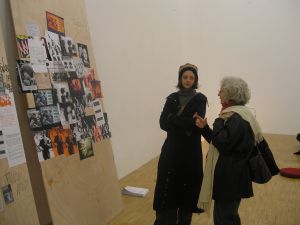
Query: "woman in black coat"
195 76 279 225
153 63 207 225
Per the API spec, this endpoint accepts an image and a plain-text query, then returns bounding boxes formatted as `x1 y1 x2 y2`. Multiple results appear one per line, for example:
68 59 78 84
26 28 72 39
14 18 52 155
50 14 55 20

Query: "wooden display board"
7 0 123 225
0 23 41 225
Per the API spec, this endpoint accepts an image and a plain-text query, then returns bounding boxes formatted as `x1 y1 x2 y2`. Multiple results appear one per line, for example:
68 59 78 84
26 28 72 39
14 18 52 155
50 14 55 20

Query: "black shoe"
293 150 300 155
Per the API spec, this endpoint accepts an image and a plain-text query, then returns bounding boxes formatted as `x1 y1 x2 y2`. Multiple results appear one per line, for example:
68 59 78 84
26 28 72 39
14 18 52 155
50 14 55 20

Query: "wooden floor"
107 134 300 225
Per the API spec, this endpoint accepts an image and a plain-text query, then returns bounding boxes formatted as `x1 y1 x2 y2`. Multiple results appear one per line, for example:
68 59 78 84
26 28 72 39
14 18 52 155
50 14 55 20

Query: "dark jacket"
153 92 207 213
202 113 255 202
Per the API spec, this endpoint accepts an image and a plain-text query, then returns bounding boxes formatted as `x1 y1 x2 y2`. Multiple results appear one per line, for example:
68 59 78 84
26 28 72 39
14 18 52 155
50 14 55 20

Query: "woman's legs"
214 199 241 225
154 208 193 225
154 209 177 225
177 209 193 225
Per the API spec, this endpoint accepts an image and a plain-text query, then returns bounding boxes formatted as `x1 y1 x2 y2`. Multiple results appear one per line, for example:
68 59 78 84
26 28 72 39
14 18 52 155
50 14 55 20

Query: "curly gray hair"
220 76 251 105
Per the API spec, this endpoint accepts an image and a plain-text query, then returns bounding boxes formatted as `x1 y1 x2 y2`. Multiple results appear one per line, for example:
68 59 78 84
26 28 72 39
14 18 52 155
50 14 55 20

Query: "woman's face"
181 71 195 89
218 88 226 104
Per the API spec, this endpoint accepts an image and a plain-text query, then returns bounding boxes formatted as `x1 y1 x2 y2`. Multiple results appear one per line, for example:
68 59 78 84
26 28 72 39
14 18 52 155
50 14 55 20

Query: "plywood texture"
8 0 123 225
0 23 40 225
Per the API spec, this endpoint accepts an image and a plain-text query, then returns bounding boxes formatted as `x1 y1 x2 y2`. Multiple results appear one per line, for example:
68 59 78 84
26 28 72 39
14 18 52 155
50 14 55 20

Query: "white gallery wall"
85 0 300 178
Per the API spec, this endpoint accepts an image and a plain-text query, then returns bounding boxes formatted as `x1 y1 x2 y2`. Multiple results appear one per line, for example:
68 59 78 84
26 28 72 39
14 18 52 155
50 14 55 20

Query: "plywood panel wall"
8 0 123 224
0 22 40 225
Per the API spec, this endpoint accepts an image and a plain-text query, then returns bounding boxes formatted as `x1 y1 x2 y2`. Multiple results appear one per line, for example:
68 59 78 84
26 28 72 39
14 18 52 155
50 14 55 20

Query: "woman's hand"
194 112 208 128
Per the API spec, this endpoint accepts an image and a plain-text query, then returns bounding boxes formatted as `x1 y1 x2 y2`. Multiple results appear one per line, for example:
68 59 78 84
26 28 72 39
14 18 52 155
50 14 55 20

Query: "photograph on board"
46 11 65 36
2 184 14 205
73 57 85 78
45 30 62 61
16 35 30 59
40 105 61 126
27 109 42 129
78 43 90 68
16 60 37 92
33 89 53 107
60 36 77 56
33 130 54 161
49 126 78 156
78 137 94 160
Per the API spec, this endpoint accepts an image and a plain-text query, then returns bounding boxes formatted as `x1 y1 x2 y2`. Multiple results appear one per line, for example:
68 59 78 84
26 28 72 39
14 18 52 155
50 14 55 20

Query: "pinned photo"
33 130 53 161
40 105 60 126
52 82 71 105
16 60 37 92
0 70 5 95
2 184 14 205
83 115 101 143
46 11 65 36
60 36 77 56
27 109 42 129
78 43 90 68
49 127 78 156
73 57 85 78
78 137 94 160
0 130 5 159
45 30 62 61
16 35 30 59
101 112 112 139
33 89 53 107
90 80 103 99
62 59 75 72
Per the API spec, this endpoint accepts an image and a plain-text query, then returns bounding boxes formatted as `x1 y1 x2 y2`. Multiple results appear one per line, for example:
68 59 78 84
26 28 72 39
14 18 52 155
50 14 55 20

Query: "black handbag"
248 145 272 184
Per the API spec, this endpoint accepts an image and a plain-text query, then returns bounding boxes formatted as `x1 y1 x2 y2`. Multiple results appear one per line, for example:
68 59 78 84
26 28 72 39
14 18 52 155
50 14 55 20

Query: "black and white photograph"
72 96 85 119
40 105 60 126
27 109 42 129
82 115 101 142
0 71 5 95
78 137 93 160
16 60 38 92
70 123 84 142
0 130 5 159
52 82 71 104
58 102 77 126
62 59 76 72
33 130 53 161
2 184 14 205
73 57 85 78
77 43 90 67
101 112 112 139
33 89 53 107
45 30 62 61
60 36 77 57
93 99 105 127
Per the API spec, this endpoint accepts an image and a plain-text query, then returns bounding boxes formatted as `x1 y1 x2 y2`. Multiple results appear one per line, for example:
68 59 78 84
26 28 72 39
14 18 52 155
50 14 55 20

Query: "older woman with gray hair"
195 76 278 225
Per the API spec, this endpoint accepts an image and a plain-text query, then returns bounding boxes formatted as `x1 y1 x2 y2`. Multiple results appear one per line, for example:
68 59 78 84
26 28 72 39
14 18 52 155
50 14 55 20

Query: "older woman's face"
218 88 226 104
181 71 195 89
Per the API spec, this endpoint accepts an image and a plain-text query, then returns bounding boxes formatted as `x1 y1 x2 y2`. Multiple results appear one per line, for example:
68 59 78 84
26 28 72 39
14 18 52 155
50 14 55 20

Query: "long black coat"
202 113 279 202
153 92 207 213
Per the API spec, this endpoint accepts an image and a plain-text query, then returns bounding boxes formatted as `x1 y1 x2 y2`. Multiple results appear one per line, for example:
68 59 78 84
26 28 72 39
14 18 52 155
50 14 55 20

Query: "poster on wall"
1 184 14 205
16 35 30 59
49 126 78 157
77 43 90 68
1 38 26 166
0 103 26 167
33 130 54 161
45 30 62 61
78 137 93 160
46 11 65 36
0 130 5 159
16 60 38 92
28 36 48 73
